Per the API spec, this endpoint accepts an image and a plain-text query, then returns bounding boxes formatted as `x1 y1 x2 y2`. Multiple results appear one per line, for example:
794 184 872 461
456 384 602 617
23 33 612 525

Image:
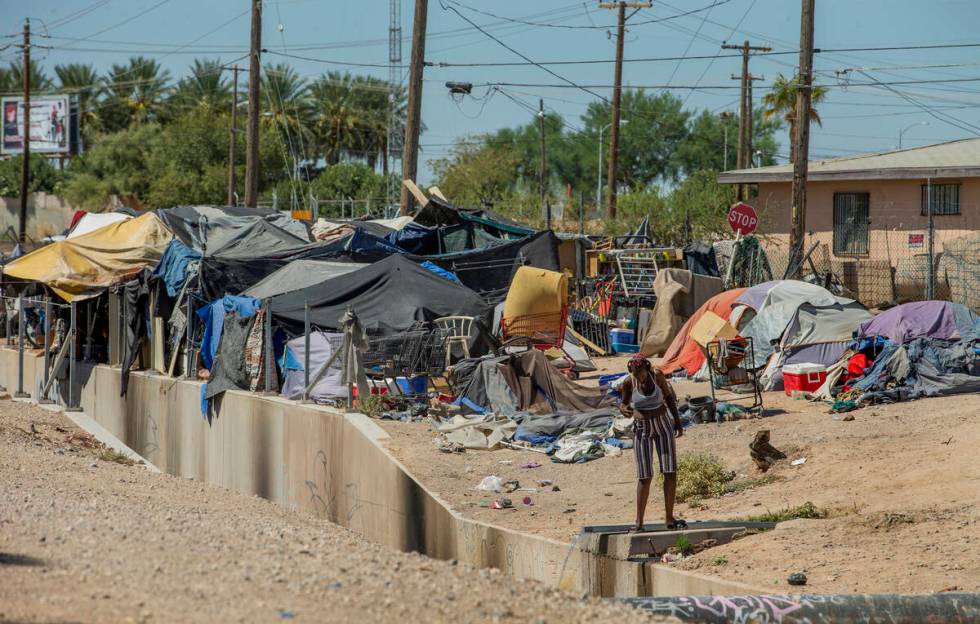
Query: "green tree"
61 123 162 209
309 161 386 202
673 109 779 174
55 63 102 140
0 154 63 196
261 62 310 158
168 59 231 116
762 73 828 162
429 139 522 208
7 62 54 93
666 169 736 243
100 57 171 132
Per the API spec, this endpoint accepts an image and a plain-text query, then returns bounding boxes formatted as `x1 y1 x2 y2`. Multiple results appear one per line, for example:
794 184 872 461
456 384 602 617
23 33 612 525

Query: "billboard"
2 96 71 154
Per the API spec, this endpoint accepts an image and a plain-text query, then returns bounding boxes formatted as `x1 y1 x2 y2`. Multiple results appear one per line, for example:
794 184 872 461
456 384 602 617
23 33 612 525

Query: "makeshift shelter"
855 300 979 345
156 205 310 250
244 260 368 300
268 254 489 336
639 269 723 357
3 212 173 301
657 287 749 376
66 211 132 239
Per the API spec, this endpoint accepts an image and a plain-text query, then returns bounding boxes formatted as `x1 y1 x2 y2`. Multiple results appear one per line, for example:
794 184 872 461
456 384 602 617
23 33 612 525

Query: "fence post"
184 292 194 379
39 295 52 404
14 296 29 398
301 301 311 403
65 300 81 412
926 177 935 300
263 299 274 394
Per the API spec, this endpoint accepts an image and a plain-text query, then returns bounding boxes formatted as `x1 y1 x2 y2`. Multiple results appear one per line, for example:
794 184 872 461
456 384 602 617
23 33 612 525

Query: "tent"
2 212 173 301
855 300 979 345
66 211 132 239
657 287 749 376
640 269 723 357
155 205 310 250
244 260 368 300
268 254 489 335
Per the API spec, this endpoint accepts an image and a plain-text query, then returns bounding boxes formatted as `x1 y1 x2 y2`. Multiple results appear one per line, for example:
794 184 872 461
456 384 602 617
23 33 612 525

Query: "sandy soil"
379 354 980 595
0 398 661 624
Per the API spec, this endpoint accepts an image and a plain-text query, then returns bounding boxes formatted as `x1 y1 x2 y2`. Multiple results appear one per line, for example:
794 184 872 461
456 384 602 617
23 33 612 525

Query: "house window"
921 183 960 215
833 192 869 255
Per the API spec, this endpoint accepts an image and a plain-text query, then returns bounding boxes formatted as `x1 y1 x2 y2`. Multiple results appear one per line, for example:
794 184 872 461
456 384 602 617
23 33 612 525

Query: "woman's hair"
627 354 651 373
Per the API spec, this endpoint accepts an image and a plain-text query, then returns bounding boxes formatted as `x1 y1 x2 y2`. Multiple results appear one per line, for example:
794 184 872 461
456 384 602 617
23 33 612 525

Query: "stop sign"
728 202 758 235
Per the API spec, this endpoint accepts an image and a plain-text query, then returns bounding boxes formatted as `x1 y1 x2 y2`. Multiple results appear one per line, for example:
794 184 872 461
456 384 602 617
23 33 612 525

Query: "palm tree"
6 62 55 93
55 63 102 138
349 77 406 173
261 63 310 160
307 72 362 165
762 73 828 163
169 58 230 116
0 66 15 93
101 56 171 132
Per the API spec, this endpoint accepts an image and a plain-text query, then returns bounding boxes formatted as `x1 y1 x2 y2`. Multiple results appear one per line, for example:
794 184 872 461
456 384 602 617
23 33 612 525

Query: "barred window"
921 183 960 215
833 192 870 255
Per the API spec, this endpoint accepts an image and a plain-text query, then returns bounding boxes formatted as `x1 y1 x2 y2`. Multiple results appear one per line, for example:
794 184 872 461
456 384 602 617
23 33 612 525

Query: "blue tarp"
196 295 261 370
153 239 201 297
420 261 462 284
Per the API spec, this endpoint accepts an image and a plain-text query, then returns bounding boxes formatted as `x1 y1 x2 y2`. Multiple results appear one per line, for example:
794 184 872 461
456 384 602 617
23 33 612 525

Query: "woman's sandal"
628 524 645 533
666 519 688 530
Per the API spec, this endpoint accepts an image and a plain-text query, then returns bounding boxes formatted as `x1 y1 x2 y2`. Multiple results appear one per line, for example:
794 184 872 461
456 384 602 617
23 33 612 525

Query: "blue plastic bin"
395 376 428 394
611 342 640 354
609 328 636 345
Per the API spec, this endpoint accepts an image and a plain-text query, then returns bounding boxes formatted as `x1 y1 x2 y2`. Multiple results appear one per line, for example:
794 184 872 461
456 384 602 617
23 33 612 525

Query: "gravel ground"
0 397 663 624
379 354 980 595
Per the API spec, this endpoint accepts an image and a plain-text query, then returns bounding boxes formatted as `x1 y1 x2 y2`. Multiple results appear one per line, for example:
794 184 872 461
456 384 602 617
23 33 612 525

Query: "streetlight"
597 119 628 211
898 121 928 149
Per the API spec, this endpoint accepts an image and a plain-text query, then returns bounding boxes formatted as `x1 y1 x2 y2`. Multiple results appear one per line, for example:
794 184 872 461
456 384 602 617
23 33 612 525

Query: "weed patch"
658 453 735 503
743 501 825 523
98 449 134 465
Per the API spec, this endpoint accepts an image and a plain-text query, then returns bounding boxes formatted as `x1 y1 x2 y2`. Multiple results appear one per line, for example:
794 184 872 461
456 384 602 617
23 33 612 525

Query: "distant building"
719 139 979 308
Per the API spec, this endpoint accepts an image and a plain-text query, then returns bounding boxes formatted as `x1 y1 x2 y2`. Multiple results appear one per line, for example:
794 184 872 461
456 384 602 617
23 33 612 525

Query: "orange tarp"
657 287 747 375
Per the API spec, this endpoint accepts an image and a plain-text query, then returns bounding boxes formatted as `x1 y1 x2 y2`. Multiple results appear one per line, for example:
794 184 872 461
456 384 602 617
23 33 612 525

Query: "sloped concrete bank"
0 347 757 597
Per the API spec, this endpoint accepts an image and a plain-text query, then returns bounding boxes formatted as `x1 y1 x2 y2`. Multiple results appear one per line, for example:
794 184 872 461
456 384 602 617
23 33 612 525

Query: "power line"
444 0 733 30
854 69 980 135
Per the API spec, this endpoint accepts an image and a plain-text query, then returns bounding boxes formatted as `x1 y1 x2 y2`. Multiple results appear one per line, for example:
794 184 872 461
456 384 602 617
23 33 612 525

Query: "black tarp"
118 270 151 396
683 241 721 277
411 230 561 302
156 205 311 252
269 254 490 336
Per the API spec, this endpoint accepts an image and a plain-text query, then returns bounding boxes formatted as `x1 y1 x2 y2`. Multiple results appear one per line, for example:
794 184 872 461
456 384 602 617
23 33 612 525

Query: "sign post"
727 201 759 236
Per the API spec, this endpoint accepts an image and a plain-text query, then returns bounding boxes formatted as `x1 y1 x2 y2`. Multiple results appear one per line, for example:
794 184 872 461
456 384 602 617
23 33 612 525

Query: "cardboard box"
689 310 739 347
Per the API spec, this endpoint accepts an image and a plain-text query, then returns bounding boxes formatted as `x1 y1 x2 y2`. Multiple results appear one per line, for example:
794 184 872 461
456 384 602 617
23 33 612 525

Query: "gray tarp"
280 331 346 401
245 260 368 300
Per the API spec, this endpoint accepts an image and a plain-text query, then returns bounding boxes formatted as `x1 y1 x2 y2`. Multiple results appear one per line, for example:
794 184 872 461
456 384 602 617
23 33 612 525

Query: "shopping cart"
500 308 577 378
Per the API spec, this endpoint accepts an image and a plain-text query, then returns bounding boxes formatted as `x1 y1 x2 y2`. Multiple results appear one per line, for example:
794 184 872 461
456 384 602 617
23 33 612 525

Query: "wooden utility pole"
227 65 239 207
722 40 770 199
244 0 261 208
19 19 30 243
789 0 816 276
400 0 428 216
600 2 650 220
538 98 548 228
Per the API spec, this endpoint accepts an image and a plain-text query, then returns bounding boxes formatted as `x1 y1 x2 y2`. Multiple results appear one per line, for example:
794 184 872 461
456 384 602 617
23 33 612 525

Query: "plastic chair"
434 316 474 368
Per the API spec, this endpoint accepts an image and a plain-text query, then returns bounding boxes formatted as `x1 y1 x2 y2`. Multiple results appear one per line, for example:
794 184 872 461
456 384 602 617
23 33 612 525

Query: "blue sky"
9 0 980 183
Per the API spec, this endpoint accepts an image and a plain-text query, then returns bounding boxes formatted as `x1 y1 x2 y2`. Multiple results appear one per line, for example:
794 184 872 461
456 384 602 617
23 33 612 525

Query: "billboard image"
2 96 70 154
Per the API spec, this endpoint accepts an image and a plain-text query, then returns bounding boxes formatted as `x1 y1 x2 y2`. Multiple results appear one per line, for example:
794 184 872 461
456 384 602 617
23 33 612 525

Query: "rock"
843 415 855 422
787 572 808 586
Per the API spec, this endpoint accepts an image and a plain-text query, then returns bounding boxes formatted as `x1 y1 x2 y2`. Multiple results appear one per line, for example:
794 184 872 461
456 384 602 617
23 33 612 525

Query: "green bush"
659 452 736 503
0 154 64 196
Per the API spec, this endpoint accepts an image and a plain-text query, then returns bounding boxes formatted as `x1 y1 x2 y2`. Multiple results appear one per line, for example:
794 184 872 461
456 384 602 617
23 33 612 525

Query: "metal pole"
263 299 274 393
227 65 239 206
926 177 934 300
302 301 311 403
538 98 547 227
184 291 194 379
14 296 28 397
596 124 604 210
19 19 31 244
66 300 80 411
579 189 585 236
39 295 52 403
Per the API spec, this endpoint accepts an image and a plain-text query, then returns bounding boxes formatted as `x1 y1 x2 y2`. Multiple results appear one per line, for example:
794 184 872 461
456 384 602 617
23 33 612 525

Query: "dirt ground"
0 398 662 624
379 354 980 595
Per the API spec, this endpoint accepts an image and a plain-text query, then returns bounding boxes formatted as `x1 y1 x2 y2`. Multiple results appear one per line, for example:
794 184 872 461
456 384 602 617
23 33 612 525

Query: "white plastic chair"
434 316 474 369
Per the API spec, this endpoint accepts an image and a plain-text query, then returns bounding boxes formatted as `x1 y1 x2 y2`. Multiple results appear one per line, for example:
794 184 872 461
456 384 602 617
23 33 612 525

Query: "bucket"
688 395 715 423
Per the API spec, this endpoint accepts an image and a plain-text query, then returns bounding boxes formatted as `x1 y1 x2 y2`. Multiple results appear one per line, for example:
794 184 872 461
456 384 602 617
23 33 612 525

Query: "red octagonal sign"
728 201 758 235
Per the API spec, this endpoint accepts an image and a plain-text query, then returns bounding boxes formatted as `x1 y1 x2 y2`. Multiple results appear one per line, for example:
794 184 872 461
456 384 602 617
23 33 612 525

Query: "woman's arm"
619 377 634 417
655 369 681 428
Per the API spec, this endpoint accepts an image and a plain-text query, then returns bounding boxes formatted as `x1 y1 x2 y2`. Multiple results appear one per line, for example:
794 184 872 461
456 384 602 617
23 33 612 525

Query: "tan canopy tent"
2 213 173 301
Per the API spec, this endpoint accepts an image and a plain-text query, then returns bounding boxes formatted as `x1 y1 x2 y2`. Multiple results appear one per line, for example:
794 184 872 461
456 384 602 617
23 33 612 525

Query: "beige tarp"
503 266 568 319
3 213 173 302
640 268 724 357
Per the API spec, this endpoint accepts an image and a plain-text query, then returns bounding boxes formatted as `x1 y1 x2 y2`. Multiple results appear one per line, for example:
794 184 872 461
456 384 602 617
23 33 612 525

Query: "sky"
7 0 980 184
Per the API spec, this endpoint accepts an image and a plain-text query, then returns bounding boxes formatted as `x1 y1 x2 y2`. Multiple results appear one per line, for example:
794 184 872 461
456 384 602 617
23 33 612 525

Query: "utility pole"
19 19 30 243
227 65 239 207
400 0 428 216
600 2 650 220
538 99 549 229
722 40 770 200
789 0 816 277
244 0 261 208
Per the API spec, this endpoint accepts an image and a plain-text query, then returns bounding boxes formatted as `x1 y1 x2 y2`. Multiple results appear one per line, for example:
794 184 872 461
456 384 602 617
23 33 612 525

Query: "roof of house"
718 137 980 183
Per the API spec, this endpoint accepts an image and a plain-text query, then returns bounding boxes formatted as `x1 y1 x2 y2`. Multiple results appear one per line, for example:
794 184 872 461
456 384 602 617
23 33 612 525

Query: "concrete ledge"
0 347 763 597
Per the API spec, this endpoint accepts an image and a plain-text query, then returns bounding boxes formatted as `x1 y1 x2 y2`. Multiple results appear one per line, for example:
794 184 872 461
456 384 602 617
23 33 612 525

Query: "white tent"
66 212 133 239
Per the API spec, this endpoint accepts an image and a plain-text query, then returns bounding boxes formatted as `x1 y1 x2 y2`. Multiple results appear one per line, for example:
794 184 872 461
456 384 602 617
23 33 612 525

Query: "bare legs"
663 472 677 524
635 478 652 528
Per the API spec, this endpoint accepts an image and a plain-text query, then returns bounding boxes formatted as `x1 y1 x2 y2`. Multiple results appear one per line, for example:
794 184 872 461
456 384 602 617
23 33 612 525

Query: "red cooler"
783 362 827 395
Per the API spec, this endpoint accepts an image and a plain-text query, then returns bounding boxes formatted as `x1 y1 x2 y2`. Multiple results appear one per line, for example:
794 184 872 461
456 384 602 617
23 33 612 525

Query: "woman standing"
619 354 686 531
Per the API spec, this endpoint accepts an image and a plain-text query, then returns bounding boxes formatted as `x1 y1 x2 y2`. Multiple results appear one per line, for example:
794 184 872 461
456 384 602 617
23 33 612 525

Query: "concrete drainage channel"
4 348 980 621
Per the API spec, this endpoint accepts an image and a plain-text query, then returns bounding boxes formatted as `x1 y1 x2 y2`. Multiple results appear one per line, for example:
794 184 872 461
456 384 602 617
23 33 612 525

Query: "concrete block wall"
0 347 758 598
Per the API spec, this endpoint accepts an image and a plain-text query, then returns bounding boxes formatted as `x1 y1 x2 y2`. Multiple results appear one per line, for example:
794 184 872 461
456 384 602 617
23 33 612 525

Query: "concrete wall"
0 192 77 240
0 347 759 598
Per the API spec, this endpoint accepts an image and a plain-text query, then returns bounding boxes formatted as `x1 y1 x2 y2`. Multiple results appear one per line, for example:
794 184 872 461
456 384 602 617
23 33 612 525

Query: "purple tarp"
856 301 967 344
734 280 780 311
